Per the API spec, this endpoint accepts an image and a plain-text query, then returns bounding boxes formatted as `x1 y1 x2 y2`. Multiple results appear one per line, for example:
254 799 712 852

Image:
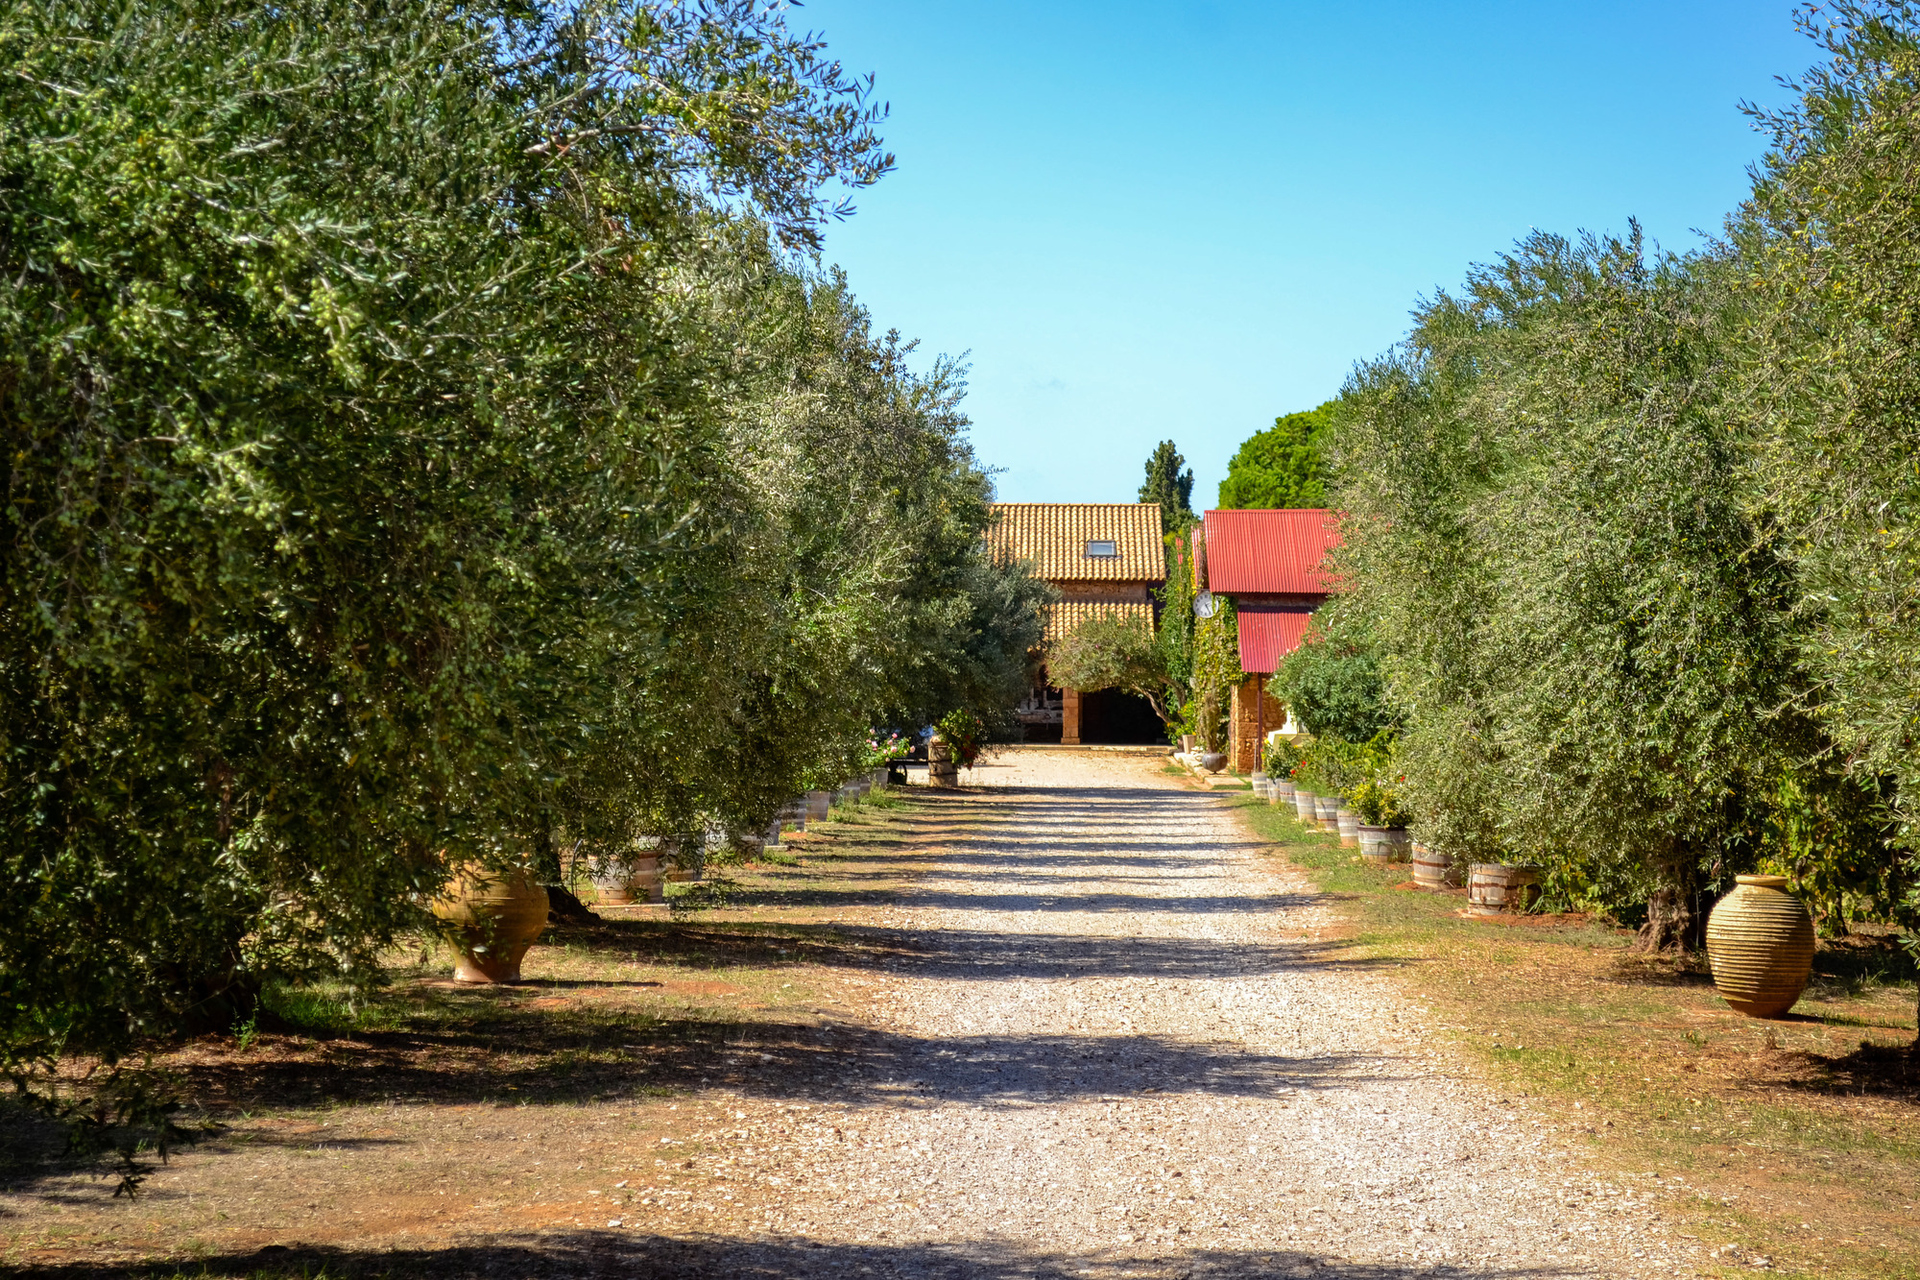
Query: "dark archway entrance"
1076 687 1166 745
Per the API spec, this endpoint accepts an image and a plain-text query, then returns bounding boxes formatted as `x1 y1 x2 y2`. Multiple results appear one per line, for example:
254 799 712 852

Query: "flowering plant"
934 709 988 768
864 732 911 768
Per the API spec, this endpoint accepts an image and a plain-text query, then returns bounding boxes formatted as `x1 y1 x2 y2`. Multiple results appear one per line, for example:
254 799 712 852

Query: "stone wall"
1227 676 1287 773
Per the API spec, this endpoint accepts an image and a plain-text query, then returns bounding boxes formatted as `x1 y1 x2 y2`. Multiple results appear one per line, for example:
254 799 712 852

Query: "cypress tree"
1139 440 1197 534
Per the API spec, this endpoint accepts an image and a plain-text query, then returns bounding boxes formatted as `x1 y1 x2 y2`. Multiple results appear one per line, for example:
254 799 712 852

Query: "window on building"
1085 539 1119 558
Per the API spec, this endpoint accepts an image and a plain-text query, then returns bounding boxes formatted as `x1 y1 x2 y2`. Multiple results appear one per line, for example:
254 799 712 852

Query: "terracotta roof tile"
986 503 1167 583
1043 599 1156 646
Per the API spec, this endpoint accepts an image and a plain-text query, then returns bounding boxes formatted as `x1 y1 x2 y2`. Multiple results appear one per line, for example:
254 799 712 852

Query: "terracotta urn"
1706 875 1815 1018
432 866 549 983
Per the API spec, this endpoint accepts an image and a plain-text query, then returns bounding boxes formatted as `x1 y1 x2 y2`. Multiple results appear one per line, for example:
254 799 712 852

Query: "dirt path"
6 750 1711 1279
706 750 1698 1278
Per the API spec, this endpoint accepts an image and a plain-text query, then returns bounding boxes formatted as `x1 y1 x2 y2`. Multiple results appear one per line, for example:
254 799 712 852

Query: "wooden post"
1254 673 1265 772
1062 688 1082 745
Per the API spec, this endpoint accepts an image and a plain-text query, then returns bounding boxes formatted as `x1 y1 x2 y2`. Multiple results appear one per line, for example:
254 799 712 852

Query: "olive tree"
0 0 892 1063
1333 231 1803 947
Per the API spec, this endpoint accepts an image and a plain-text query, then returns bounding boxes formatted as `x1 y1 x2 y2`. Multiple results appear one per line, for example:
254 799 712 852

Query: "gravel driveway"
683 749 1706 1280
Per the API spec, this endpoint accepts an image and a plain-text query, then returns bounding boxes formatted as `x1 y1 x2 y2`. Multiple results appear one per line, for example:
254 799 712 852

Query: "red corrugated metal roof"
1236 606 1315 674
1202 509 1338 594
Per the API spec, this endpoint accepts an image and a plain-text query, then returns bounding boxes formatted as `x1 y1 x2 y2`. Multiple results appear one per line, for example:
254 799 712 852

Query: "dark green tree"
1217 402 1336 509
1138 440 1197 535
1049 614 1179 727
1728 0 1920 1019
1270 602 1393 743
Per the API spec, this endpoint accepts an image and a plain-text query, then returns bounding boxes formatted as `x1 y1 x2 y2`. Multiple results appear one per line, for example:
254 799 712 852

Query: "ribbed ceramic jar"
432 867 549 983
1706 875 1815 1018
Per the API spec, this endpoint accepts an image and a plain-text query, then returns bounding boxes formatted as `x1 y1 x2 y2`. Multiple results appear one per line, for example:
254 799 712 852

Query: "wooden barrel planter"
1293 790 1317 822
1313 796 1340 834
779 797 808 834
1468 863 1542 915
1411 842 1462 889
1706 875 1815 1018
929 737 959 787
660 832 706 883
1358 825 1412 865
592 851 663 905
1336 807 1361 847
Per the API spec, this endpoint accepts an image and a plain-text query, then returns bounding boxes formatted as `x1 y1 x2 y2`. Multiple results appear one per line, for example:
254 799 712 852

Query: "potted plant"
1192 713 1228 773
1350 775 1412 865
863 731 910 786
1264 738 1301 806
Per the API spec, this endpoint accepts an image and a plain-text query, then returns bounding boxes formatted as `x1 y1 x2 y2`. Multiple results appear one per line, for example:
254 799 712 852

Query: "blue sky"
799 1 1812 506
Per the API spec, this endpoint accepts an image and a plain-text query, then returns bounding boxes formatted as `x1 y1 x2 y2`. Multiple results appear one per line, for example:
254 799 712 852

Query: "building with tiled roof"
1197 508 1341 771
987 503 1167 744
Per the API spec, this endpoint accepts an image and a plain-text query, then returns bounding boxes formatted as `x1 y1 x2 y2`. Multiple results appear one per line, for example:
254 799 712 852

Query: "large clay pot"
1293 790 1317 822
432 866 549 983
1272 779 1295 807
805 790 831 821
1707 875 1815 1018
1336 808 1361 847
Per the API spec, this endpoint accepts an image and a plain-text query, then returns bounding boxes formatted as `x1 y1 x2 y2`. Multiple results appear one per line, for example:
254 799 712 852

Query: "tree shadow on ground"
124 1014 1406 1118
1765 1039 1920 1104
3 1230 1605 1279
546 917 1374 984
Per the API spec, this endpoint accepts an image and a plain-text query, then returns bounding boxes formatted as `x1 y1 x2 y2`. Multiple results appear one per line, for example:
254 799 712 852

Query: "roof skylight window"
1085 539 1119 558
